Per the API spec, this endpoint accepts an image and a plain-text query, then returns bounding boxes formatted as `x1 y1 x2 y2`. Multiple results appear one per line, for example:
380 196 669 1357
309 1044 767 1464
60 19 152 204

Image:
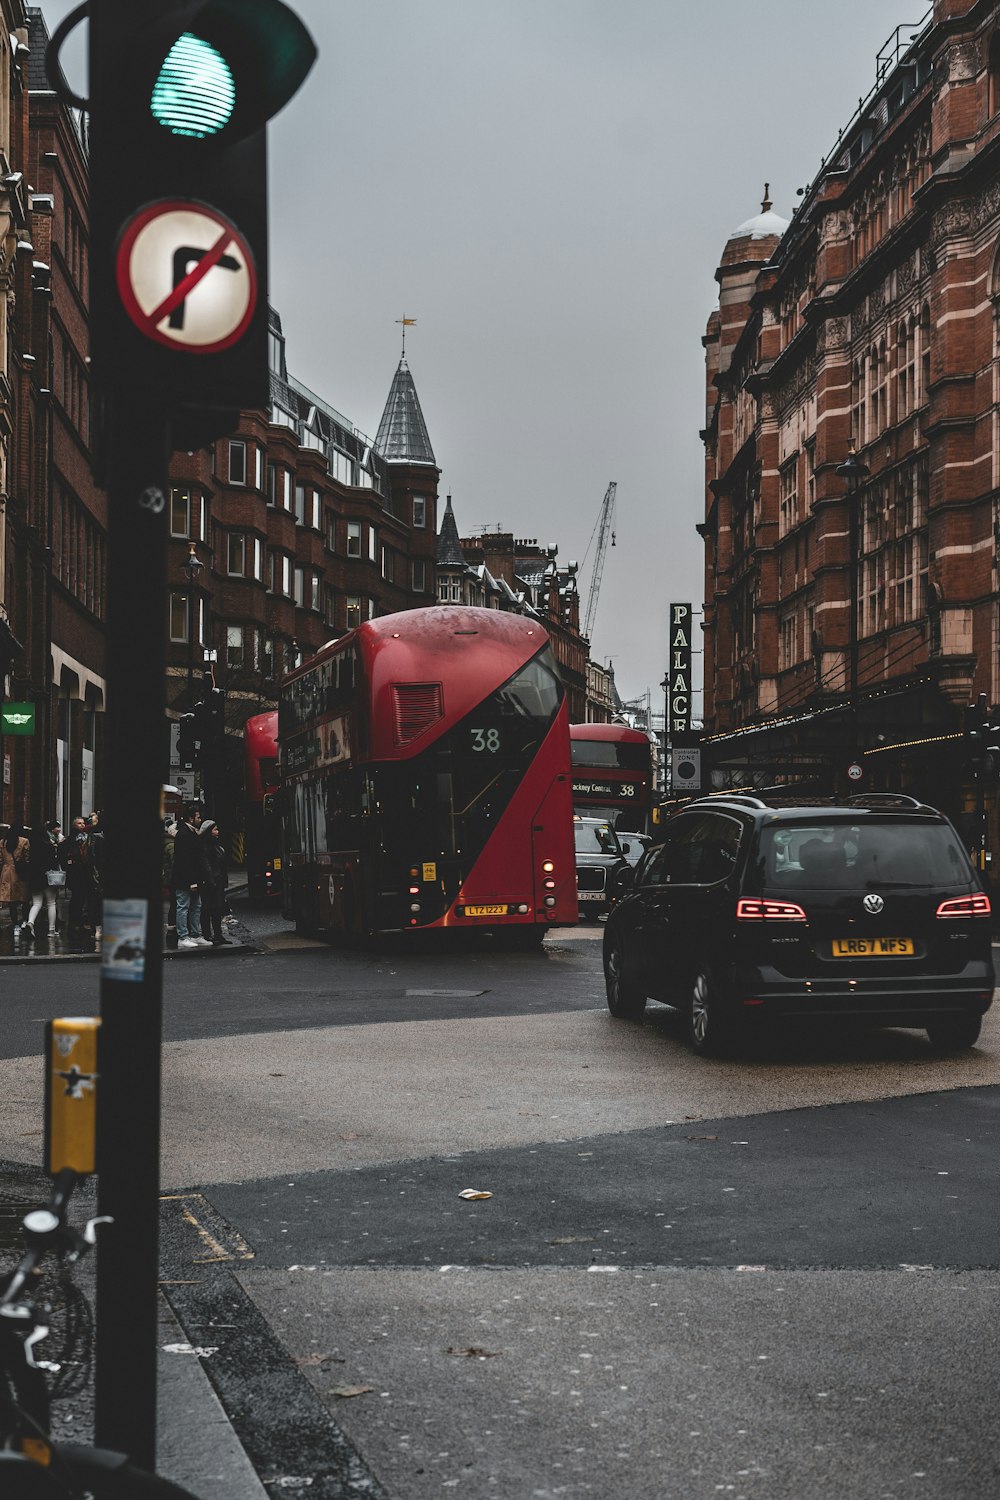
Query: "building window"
346 595 361 629
413 559 426 592
267 463 277 505
778 457 798 538
169 594 189 643
327 513 337 552
368 526 377 562
294 484 307 526
347 521 362 558
281 555 292 596
325 586 337 626
311 492 322 531
227 625 244 666
381 546 394 582
330 448 352 485
253 536 263 580
170 488 191 538
413 495 427 528
310 571 321 612
229 440 247 484
293 566 304 607
227 533 245 576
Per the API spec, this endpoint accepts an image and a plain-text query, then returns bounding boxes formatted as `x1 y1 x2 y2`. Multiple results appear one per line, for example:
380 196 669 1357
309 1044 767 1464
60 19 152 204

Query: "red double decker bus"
569 723 653 834
279 605 577 943
244 710 283 902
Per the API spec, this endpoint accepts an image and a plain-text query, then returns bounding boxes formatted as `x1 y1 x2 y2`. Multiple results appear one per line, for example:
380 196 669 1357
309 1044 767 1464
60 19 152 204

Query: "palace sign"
668 603 692 734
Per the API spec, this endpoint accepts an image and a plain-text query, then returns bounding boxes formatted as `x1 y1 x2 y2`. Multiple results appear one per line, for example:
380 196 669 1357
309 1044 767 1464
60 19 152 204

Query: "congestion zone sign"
115 201 258 354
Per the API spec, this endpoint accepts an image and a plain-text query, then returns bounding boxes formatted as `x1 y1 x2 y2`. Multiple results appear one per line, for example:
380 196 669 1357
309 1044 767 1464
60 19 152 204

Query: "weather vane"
395 315 416 356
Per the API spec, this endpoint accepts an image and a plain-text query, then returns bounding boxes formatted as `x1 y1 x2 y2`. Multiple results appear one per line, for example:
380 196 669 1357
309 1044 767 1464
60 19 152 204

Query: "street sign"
116 202 257 353
671 747 701 791
847 761 864 782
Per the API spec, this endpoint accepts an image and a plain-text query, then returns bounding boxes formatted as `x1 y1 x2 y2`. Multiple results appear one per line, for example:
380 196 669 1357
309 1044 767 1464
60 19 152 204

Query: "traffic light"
86 0 316 427
200 687 226 751
177 712 198 768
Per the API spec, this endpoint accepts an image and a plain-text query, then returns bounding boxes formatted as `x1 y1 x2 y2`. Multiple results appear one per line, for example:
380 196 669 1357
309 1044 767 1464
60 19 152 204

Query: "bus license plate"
464 904 507 917
832 937 914 957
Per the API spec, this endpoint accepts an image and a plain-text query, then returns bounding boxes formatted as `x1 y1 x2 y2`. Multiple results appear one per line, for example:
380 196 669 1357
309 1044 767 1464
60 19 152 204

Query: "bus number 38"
471 728 501 753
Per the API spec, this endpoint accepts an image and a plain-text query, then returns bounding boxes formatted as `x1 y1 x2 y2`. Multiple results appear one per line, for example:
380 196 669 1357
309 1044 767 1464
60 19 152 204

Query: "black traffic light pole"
94 394 171 1469
48 0 315 1467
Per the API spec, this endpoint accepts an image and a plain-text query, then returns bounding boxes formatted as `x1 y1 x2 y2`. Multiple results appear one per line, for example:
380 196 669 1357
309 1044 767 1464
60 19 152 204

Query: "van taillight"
935 894 991 918
736 898 807 921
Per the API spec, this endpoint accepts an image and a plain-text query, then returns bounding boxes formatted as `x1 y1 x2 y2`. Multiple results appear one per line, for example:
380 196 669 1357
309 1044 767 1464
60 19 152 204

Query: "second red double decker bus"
569 722 653 834
279 605 577 943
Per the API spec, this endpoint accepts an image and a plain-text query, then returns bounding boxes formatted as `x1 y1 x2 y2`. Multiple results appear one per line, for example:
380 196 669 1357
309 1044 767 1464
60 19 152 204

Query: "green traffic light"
150 32 236 138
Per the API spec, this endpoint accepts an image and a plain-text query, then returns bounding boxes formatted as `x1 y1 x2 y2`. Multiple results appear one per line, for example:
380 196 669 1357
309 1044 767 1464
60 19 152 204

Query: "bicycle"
0 1167 199 1498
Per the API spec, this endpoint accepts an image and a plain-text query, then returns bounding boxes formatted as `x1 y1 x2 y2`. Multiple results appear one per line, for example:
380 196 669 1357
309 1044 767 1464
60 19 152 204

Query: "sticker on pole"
116 201 257 353
102 899 149 984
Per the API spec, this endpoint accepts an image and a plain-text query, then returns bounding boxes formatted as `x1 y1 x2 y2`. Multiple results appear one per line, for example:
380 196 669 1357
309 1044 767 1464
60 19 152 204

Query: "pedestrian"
162 817 178 942
0 822 31 932
61 816 102 948
198 819 231 945
172 803 210 949
23 821 65 943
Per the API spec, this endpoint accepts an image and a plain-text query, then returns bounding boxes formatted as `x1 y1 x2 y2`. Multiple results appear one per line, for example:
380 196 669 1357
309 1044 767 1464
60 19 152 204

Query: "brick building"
165 324 440 726
701 0 1000 835
0 4 105 829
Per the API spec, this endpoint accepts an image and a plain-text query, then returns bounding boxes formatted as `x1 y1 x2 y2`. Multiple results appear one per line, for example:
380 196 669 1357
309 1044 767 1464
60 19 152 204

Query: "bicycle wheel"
50 1446 203 1500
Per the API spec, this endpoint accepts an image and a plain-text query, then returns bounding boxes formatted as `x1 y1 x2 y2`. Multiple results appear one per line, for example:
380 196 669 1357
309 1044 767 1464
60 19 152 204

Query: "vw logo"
863 893 884 915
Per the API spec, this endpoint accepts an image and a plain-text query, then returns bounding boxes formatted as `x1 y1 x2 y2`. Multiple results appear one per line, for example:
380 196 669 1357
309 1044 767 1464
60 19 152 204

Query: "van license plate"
464 904 507 917
832 937 914 957
578 891 604 901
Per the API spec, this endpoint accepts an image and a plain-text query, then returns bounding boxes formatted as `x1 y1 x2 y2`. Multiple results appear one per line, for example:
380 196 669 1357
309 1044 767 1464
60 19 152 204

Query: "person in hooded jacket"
23 821 64 942
0 822 30 931
198 819 231 944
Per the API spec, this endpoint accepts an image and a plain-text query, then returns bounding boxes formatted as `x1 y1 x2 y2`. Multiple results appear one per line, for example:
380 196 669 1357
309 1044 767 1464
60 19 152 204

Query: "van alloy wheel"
687 969 737 1057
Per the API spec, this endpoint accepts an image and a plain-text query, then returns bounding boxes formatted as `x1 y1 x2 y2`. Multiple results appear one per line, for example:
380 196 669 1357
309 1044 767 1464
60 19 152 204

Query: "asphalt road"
3 915 999 1499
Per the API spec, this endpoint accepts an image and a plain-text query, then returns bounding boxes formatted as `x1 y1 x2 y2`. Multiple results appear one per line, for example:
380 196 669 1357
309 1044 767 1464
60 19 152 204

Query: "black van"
603 794 995 1055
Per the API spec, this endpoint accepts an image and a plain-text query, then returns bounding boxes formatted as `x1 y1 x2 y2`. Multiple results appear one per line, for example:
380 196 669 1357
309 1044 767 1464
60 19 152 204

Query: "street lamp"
181 543 204 710
835 444 870 763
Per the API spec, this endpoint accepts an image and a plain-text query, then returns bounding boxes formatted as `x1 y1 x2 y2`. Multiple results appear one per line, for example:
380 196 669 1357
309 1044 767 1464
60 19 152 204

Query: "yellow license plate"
464 904 507 917
272 858 282 871
832 936 914 957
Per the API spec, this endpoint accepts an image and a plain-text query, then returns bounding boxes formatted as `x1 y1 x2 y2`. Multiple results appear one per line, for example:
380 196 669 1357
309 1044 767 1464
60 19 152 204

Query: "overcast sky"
42 0 918 711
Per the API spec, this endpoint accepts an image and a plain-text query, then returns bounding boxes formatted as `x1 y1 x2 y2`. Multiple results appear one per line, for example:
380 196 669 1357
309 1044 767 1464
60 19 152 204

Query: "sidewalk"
0 881 256 963
0 1165 266 1500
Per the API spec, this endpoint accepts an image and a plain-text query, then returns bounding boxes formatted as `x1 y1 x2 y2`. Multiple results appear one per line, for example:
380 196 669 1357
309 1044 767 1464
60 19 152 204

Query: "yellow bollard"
44 1017 101 1176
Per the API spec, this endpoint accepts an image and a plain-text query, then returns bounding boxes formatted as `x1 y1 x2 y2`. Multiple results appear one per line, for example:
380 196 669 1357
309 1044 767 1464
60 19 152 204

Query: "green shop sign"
1 702 35 735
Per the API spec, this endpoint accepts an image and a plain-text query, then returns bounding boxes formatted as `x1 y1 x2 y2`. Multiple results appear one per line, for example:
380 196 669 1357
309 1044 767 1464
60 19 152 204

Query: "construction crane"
582 481 617 640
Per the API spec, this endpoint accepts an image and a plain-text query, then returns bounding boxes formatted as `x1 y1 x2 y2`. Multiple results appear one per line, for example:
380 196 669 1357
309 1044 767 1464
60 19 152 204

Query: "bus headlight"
516 903 529 914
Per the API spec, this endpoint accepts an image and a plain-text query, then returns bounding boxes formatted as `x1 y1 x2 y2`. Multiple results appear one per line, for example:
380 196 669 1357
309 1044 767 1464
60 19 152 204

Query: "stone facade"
701 0 1000 810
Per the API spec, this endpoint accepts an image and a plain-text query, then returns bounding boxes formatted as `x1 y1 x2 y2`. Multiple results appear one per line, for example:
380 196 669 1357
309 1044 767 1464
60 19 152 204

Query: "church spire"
375 353 436 465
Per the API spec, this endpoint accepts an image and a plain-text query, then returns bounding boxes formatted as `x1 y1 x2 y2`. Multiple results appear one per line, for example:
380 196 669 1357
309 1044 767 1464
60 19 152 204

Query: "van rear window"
759 820 972 890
